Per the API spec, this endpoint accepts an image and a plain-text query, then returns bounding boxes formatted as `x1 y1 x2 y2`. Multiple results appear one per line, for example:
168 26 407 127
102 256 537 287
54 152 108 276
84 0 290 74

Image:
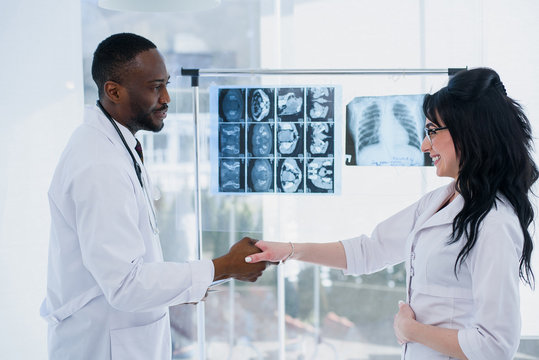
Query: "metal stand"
188 74 207 360
182 67 464 77
181 66 464 360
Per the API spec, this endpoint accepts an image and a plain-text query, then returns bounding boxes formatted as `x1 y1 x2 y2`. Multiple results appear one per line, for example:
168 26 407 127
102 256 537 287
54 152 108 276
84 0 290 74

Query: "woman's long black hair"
423 67 538 288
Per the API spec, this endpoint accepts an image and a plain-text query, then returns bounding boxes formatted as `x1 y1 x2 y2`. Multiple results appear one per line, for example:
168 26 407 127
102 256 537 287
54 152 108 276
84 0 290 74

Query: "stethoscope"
96 100 159 235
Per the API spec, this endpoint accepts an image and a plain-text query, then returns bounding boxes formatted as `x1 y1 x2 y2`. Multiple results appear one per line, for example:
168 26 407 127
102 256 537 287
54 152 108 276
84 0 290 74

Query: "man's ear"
103 81 123 104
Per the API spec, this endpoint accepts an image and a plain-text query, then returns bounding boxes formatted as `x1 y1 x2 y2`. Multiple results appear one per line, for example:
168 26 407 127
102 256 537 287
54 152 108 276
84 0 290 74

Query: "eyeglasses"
424 126 448 145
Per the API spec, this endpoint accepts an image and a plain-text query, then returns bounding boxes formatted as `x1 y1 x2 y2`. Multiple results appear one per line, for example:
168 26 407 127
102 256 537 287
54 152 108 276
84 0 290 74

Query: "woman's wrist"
403 317 421 343
281 242 295 263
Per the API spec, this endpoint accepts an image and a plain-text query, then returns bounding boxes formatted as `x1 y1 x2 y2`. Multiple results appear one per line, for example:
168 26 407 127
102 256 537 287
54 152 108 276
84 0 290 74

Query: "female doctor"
246 67 537 360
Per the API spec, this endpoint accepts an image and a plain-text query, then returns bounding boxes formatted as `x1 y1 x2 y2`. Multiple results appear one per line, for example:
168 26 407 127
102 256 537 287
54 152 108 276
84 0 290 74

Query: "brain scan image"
277 88 304 121
307 122 333 157
309 102 330 119
249 123 273 157
277 158 303 193
307 158 333 192
219 124 244 156
219 159 244 192
219 89 245 122
277 123 303 157
248 159 273 192
248 88 273 122
345 94 429 166
213 85 338 194
310 87 330 99
307 87 334 121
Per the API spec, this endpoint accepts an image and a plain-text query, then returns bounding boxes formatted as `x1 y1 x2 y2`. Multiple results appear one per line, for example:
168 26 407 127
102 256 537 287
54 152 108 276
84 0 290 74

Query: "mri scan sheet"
211 86 341 194
345 94 433 166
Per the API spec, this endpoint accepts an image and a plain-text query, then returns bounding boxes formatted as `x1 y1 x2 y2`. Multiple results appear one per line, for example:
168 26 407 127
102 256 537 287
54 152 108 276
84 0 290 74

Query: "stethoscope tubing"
96 100 159 234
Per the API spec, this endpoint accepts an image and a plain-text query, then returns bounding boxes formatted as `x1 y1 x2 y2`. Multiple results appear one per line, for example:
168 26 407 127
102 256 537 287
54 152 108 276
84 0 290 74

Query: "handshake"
211 237 288 283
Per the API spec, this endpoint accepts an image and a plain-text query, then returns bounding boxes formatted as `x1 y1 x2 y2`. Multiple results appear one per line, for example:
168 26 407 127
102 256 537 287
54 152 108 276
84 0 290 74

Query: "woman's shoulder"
477 195 523 249
487 194 519 220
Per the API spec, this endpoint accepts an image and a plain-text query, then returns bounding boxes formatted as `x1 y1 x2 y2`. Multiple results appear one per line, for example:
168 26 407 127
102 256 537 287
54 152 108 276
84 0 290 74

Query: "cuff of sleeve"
340 238 360 275
458 328 478 360
188 259 214 302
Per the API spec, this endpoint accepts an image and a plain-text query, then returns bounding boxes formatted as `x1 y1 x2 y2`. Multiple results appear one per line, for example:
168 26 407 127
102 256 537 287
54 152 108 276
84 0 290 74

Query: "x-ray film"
211 86 341 194
345 94 433 166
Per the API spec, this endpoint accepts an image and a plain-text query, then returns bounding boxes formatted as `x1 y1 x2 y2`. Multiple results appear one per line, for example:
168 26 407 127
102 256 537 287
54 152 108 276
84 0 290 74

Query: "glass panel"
79 1 539 359
196 92 281 358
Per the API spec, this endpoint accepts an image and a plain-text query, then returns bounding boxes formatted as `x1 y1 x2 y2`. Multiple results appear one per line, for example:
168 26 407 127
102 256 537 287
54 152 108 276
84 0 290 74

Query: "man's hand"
212 237 267 282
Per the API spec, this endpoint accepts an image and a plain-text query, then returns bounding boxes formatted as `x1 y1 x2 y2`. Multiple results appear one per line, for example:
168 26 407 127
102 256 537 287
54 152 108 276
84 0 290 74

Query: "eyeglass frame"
424 126 448 144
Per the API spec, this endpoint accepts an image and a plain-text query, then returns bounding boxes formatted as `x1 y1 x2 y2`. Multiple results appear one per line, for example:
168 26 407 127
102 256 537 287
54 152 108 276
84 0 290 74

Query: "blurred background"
1 0 539 359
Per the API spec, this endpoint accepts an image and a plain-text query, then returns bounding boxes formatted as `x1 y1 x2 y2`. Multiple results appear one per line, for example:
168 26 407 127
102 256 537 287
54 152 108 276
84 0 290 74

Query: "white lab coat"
342 182 522 360
40 105 214 360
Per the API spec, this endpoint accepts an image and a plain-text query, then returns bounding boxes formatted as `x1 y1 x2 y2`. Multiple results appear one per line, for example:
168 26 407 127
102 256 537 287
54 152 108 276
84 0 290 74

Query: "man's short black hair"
91 33 157 98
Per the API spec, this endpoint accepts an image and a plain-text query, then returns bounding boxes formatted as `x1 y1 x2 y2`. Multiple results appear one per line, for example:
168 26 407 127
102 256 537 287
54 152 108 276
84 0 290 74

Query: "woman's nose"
420 136 431 153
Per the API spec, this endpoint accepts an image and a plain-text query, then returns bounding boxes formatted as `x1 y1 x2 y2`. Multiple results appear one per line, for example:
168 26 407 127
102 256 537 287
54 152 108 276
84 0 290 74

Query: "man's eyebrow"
425 123 436 129
149 75 171 84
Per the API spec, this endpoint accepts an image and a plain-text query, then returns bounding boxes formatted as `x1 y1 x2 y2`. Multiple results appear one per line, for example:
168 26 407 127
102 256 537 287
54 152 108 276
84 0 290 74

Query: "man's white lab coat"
40 105 214 360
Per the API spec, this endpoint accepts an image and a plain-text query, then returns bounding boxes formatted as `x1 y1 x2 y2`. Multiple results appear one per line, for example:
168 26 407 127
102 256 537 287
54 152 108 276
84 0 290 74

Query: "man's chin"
147 117 165 132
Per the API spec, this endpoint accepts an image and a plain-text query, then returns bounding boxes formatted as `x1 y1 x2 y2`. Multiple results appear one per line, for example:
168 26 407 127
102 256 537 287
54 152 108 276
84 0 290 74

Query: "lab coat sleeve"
71 162 213 312
341 200 420 275
457 208 522 360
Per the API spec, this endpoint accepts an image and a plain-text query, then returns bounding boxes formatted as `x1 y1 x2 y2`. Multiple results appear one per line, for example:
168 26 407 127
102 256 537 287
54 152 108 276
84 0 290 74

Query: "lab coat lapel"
415 183 463 231
85 105 137 161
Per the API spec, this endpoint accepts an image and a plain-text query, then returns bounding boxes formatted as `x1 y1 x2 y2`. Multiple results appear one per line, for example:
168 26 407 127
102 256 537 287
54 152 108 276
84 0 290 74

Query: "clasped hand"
212 237 268 282
243 240 291 263
393 301 416 345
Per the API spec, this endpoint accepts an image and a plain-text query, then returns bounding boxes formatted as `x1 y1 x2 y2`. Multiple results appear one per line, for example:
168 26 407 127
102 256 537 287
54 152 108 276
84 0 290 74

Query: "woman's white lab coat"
342 183 523 360
40 105 214 360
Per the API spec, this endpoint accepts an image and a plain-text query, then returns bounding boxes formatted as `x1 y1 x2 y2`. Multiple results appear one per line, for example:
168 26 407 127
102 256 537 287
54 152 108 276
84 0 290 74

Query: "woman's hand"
244 240 292 264
393 301 416 345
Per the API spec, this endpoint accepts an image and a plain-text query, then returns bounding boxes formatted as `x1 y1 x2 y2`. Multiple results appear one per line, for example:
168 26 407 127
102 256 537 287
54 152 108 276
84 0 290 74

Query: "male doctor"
40 33 267 360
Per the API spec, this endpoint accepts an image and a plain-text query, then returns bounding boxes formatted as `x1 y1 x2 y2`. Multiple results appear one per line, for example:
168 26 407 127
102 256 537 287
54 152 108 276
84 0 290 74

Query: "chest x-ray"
211 86 341 194
345 94 432 166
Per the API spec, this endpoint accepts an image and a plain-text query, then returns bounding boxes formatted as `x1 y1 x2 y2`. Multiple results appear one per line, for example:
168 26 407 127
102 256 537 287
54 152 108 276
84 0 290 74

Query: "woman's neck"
437 191 458 212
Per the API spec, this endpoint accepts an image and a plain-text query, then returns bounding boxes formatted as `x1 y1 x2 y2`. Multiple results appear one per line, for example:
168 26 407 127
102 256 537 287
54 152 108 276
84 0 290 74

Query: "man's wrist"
212 256 230 281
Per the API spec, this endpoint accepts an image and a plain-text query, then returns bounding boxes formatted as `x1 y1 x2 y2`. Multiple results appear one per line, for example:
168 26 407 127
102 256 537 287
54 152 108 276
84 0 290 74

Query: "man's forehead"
129 49 169 79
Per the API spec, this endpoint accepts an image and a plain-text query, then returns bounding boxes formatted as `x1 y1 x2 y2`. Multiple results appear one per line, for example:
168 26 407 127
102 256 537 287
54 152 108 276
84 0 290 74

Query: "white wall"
0 1 83 358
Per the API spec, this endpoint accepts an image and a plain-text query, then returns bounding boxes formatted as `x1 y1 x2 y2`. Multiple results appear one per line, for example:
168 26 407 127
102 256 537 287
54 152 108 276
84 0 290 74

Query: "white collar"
87 104 139 156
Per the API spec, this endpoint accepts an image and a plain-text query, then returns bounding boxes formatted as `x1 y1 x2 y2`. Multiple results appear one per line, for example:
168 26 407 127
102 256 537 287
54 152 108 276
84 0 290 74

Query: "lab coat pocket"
110 312 170 360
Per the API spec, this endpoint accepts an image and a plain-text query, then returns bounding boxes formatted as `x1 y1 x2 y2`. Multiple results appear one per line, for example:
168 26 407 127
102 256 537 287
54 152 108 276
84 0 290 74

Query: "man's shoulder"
54 122 125 181
65 123 115 159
